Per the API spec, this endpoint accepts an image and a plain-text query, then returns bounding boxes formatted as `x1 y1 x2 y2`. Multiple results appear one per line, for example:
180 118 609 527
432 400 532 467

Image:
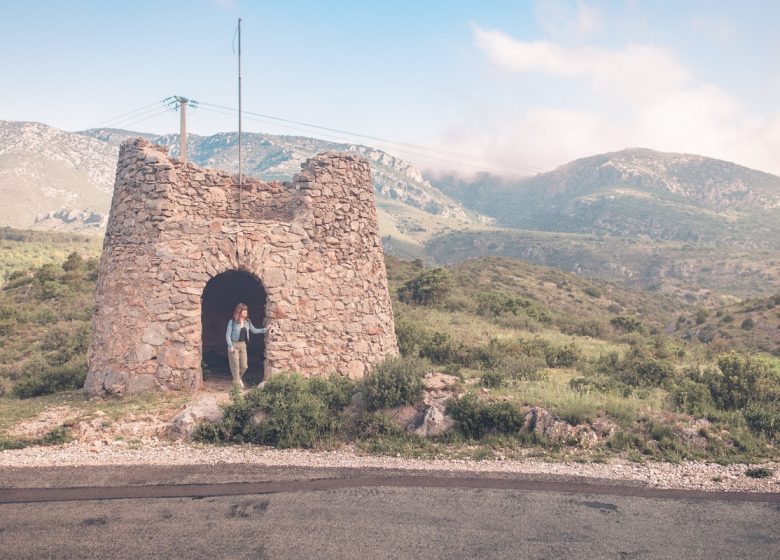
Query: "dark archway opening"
201 270 267 384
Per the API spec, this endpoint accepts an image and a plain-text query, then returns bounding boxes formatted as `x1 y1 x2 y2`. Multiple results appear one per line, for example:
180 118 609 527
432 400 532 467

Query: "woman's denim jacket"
226 319 267 350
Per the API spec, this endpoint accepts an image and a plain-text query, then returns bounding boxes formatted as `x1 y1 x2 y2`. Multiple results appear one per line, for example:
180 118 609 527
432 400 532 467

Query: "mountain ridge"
433 147 780 247
0 119 481 230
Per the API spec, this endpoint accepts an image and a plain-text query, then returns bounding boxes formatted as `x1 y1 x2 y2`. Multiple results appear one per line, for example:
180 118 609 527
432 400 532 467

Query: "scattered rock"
166 396 224 439
414 405 455 437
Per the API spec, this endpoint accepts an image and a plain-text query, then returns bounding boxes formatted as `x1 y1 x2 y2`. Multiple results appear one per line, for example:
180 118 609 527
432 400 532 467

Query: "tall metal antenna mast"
237 18 243 218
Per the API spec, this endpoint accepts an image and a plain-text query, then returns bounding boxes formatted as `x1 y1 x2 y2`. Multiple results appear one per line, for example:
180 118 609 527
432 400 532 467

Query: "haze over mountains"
1 118 779 300
434 148 780 248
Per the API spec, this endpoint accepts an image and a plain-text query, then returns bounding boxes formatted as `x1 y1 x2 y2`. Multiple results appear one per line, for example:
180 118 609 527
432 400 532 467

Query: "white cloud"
535 0 604 39
438 25 780 177
471 24 689 102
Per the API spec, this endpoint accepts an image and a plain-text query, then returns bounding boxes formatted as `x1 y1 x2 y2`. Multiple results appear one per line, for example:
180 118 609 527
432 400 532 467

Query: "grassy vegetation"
384 257 779 462
425 228 780 302
0 250 98 399
0 243 777 463
0 227 102 283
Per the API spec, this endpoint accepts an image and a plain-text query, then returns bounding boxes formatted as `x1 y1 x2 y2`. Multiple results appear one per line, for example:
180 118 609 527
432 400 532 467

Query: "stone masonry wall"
85 138 397 395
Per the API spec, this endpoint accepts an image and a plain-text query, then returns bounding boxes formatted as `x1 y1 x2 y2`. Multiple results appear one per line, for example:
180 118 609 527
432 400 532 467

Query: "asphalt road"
0 465 777 560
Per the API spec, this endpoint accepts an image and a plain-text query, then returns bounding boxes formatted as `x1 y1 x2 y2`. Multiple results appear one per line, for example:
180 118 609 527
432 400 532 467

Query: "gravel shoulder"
1 440 777 494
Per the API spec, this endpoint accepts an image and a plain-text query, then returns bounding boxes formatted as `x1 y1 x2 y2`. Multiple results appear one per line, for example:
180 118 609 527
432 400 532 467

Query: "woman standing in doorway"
226 302 270 388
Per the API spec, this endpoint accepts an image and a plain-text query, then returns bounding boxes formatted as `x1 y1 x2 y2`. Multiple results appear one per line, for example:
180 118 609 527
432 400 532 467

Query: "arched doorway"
201 270 267 384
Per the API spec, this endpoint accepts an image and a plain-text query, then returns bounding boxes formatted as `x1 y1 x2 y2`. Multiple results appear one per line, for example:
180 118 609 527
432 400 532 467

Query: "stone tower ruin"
85 139 397 395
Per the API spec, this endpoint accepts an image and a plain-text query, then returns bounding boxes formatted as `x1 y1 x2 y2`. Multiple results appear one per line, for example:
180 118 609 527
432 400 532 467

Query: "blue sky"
2 0 779 175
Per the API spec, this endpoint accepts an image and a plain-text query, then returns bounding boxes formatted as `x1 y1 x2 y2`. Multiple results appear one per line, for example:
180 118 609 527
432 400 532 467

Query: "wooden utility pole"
178 97 189 162
167 96 197 162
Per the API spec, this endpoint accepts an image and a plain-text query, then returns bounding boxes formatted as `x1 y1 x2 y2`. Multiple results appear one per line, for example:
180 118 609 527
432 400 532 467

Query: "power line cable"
199 101 545 174
87 99 168 129
119 108 172 131
197 105 539 178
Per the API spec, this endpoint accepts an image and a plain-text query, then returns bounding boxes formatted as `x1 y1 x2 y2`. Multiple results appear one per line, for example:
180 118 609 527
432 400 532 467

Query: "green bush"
195 373 352 448
610 316 644 333
394 318 431 358
583 286 602 298
740 318 755 330
493 354 548 381
362 356 427 410
397 268 452 306
349 412 406 439
247 375 334 448
419 331 469 365
744 403 780 439
308 375 356 411
62 252 85 272
745 466 773 478
598 347 675 387
564 319 609 339
480 369 505 388
476 292 552 324
706 352 770 410
445 393 525 439
40 322 90 366
542 342 582 368
670 378 714 415
12 357 87 398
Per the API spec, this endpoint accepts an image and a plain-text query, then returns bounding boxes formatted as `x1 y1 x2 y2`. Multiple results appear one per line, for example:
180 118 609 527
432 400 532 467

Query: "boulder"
167 396 224 439
414 405 455 437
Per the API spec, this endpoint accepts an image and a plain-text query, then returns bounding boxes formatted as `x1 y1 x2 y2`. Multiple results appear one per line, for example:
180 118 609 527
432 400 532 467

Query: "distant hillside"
434 148 780 248
0 121 115 229
0 119 480 232
79 127 480 224
425 228 780 302
679 293 780 356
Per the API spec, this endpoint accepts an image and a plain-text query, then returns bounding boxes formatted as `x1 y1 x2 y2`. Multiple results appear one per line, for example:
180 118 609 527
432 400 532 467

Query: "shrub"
542 342 582 368
598 347 675 387
695 309 710 325
564 319 609 339
362 356 427 410
476 292 551 323
445 393 525 439
480 370 505 388
247 376 333 448
350 412 405 439
745 467 773 478
744 403 780 439
62 252 85 272
397 268 452 306
419 331 469 365
740 318 755 330
706 352 770 410
394 318 431 358
40 322 90 366
610 315 644 333
194 373 355 448
583 286 602 298
308 375 356 411
12 357 87 398
494 354 548 381
670 378 714 415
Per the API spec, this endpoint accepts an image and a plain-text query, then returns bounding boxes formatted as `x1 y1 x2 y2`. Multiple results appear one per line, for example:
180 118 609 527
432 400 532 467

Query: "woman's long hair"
232 302 248 323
